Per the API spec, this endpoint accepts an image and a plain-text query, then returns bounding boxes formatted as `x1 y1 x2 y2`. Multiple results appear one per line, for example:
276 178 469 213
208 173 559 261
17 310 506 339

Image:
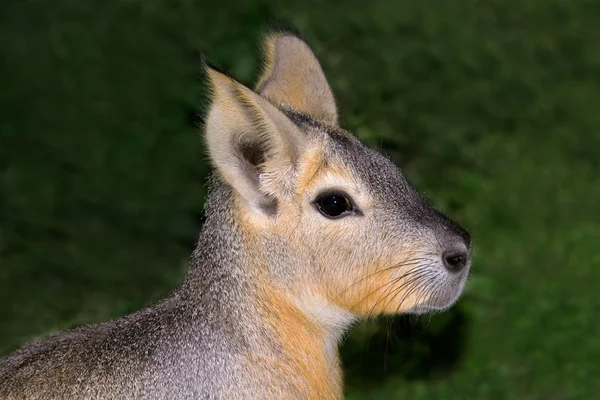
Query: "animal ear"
255 33 338 126
204 64 308 215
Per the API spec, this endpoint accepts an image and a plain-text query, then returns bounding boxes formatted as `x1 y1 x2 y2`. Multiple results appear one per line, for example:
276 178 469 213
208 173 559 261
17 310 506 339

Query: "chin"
406 303 453 315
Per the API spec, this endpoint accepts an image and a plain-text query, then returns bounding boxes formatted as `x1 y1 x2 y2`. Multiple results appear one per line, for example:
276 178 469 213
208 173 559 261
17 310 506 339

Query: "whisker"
430 276 448 314
363 269 434 317
315 257 431 318
418 274 445 317
393 264 439 314
336 267 426 321
369 268 439 317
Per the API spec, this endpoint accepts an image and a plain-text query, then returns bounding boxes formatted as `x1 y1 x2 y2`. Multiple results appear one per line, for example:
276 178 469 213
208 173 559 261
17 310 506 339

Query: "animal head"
203 33 471 320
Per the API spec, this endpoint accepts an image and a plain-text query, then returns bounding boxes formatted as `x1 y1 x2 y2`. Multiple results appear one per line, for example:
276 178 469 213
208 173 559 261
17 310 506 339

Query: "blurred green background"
1 0 599 398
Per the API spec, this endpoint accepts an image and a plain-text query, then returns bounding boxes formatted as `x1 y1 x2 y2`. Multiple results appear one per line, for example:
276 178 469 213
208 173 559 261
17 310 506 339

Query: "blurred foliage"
1 0 599 398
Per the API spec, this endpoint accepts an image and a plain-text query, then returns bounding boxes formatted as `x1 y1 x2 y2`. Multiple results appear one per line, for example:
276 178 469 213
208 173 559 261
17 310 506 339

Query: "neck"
181 176 351 398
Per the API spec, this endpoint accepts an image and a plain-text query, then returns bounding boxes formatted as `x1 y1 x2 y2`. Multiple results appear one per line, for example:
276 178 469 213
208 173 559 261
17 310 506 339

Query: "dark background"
1 1 599 398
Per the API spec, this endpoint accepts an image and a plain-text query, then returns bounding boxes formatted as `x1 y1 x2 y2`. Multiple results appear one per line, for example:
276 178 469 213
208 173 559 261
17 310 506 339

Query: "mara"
0 30 472 399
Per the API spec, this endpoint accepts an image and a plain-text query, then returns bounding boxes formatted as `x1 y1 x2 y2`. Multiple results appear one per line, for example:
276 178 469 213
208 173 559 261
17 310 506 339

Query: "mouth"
404 264 470 315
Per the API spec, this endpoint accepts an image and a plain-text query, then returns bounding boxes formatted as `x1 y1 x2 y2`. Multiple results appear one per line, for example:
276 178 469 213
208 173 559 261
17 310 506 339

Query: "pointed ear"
255 33 338 126
204 64 308 215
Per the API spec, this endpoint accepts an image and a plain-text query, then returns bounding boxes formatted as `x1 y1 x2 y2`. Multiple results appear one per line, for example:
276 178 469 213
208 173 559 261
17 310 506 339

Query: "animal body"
0 30 472 399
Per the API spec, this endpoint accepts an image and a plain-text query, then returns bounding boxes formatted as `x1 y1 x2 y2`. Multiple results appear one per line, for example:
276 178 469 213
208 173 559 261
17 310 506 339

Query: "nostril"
442 250 468 272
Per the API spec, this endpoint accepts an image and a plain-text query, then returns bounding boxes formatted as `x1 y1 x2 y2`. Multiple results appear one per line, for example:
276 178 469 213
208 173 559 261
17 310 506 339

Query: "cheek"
284 208 437 315
308 222 434 316
300 218 379 296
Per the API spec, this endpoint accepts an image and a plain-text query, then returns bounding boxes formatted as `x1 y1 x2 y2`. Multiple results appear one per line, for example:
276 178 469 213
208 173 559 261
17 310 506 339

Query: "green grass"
1 0 599 398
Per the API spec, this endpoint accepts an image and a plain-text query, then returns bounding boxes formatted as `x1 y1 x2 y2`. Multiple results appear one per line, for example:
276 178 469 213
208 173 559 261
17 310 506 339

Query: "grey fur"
285 109 470 245
0 179 306 399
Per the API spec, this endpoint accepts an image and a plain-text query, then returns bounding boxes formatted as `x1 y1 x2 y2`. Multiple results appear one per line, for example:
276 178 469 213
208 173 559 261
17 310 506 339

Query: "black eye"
315 192 355 218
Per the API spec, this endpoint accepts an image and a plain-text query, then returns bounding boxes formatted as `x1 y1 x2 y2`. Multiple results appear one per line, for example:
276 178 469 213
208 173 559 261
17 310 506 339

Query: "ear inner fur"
204 66 309 213
256 34 338 126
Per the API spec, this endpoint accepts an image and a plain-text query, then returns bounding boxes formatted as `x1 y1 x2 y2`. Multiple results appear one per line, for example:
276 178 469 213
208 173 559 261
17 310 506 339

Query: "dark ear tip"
200 55 220 72
198 52 210 67
262 19 304 41
201 56 234 79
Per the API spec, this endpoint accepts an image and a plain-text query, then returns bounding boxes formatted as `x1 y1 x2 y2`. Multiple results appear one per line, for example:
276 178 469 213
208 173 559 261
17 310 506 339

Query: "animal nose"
442 248 468 272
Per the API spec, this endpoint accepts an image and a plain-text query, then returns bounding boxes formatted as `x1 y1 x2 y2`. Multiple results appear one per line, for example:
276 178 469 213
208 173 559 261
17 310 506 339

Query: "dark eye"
315 192 355 218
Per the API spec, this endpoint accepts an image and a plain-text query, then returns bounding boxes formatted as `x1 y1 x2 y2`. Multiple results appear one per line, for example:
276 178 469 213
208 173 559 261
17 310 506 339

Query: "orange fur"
295 149 327 195
258 288 342 399
328 247 428 316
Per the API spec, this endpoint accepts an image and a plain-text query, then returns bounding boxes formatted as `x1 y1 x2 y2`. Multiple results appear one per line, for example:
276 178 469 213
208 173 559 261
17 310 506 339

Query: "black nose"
442 249 468 272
